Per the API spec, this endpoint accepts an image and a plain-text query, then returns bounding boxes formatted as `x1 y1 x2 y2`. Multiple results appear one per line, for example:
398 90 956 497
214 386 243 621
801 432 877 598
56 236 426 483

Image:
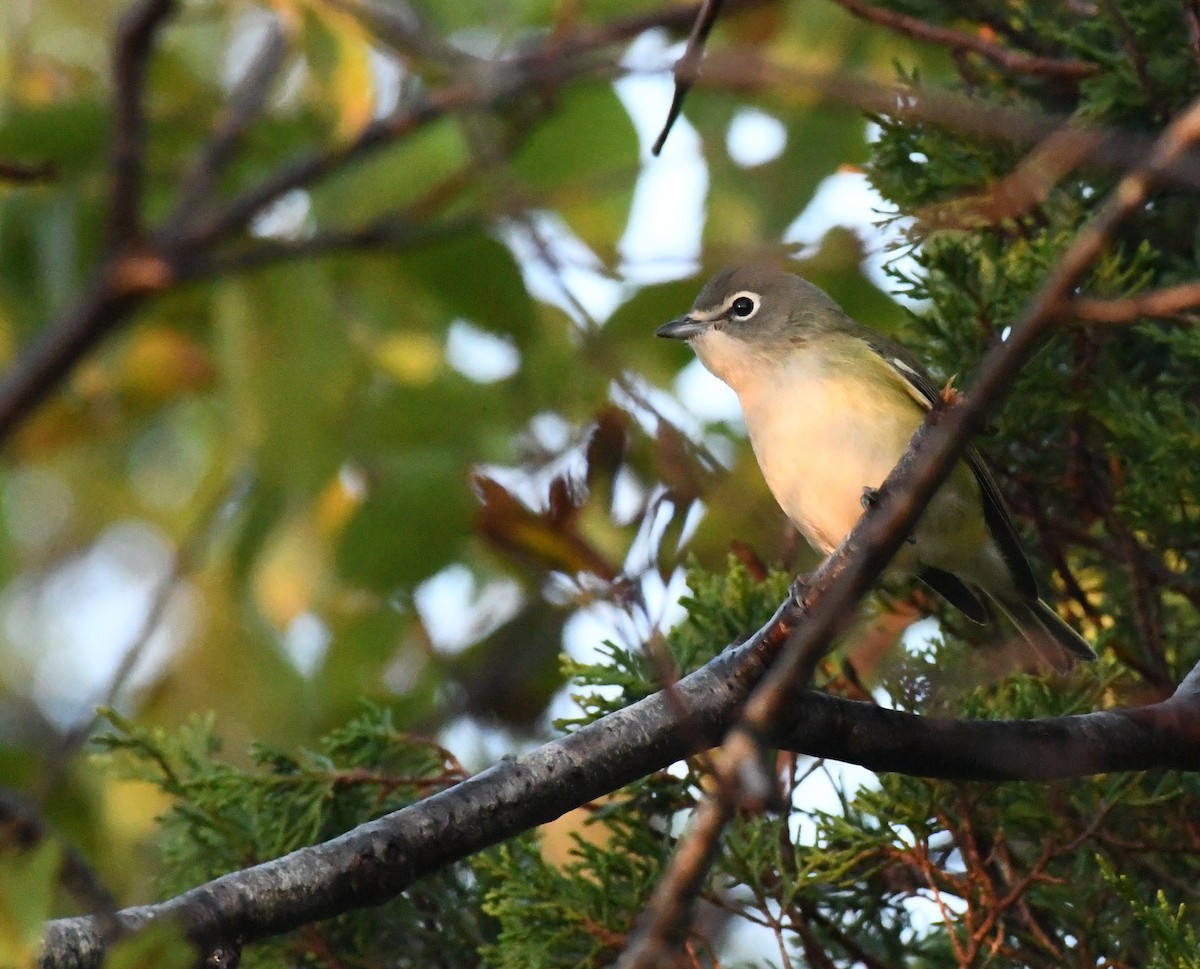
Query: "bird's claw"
789 573 811 604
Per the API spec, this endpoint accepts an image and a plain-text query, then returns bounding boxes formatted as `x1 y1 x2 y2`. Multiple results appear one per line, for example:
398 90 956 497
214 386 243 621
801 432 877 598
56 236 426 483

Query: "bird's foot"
789 573 811 604
861 485 917 543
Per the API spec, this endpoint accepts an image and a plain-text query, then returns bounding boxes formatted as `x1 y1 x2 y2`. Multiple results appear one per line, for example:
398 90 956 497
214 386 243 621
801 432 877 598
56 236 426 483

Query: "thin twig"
617 795 736 968
41 470 255 796
315 0 473 74
652 0 725 156
831 0 1099 79
173 214 480 282
168 17 289 230
913 126 1098 230
1068 280 1200 322
108 0 175 245
691 53 1200 191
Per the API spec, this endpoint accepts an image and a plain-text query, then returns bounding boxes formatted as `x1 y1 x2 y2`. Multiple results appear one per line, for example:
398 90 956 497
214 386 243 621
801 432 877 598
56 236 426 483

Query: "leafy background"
3 0 1200 966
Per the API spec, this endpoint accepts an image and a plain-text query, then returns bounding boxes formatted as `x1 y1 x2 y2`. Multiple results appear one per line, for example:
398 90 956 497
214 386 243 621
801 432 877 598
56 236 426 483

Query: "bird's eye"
729 294 758 319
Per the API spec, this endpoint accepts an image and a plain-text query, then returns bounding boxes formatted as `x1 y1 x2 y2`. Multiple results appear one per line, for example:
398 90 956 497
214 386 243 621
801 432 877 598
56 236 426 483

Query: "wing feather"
862 335 1039 600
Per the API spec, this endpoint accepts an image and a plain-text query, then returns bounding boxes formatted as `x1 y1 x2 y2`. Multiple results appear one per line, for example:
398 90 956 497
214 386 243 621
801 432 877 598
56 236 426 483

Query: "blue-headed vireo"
657 263 1094 662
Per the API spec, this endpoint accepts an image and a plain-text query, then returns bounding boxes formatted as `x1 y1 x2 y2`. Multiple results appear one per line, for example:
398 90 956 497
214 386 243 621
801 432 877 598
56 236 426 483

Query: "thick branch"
0 257 158 444
777 684 1200 780
38 639 1200 969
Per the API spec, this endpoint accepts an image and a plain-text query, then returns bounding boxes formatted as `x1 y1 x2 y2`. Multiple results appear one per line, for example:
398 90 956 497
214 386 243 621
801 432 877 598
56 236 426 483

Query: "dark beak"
655 316 710 340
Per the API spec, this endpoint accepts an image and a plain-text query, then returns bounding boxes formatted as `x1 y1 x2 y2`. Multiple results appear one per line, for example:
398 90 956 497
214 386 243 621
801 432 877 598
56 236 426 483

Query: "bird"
656 262 1095 662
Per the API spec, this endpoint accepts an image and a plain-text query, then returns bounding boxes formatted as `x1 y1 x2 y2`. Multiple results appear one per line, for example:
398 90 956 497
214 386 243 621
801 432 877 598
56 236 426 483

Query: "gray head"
656 263 853 388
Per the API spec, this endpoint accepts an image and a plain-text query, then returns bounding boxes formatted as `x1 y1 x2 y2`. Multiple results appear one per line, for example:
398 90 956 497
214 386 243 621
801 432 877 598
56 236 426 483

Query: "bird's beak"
655 315 710 340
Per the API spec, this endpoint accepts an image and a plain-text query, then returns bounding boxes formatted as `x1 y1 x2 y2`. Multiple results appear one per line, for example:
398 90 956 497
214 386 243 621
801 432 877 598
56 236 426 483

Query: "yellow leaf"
372 332 443 386
253 516 329 628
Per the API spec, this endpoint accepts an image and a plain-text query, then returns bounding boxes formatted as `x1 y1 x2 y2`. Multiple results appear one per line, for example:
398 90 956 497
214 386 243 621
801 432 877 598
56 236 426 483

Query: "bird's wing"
918 567 988 623
863 335 1039 600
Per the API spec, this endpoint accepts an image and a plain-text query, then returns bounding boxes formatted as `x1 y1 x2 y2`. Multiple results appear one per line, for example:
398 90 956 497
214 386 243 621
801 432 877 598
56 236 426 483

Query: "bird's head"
656 262 851 388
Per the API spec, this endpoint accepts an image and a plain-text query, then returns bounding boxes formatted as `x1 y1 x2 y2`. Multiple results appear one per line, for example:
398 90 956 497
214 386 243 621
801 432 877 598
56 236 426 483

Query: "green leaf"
396 231 539 345
0 840 61 969
510 83 637 260
336 449 474 589
310 117 472 225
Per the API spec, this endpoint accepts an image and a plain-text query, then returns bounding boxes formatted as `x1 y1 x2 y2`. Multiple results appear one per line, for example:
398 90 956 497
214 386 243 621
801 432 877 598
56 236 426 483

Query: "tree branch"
8 28 1200 458
1068 280 1200 323
108 0 174 245
829 0 1099 79
166 16 289 230
37 636 1200 969
172 214 480 283
776 681 1200 780
693 53 1200 191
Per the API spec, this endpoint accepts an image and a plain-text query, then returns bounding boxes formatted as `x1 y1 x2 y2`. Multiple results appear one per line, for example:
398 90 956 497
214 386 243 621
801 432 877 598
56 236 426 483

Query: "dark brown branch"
108 0 174 245
0 253 167 444
37 644 1200 969
652 0 725 155
775 681 1200 779
830 0 1099 79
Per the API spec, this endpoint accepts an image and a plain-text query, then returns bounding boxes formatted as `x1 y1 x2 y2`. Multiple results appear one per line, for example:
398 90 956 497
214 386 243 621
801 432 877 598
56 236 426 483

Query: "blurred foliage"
0 0 1199 965
94 705 492 969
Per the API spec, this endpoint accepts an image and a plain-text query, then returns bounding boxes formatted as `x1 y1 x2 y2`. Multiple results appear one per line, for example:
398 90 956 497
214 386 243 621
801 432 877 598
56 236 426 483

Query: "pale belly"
740 367 989 575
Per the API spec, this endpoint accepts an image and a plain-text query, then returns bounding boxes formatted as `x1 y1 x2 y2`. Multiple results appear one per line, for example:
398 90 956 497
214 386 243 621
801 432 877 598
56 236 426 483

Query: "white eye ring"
726 291 760 320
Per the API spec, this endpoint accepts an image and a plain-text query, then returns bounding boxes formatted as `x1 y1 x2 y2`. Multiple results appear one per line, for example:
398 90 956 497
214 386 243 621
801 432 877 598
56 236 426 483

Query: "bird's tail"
994 596 1096 663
